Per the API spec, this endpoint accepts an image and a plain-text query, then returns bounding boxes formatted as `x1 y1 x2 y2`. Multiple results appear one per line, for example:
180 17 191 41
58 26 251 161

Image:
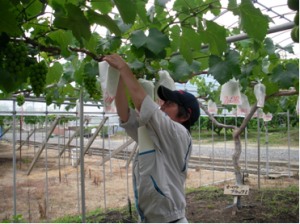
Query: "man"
103 54 200 223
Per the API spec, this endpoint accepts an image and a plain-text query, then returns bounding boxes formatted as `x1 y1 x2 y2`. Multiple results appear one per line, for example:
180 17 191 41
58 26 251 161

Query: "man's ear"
179 113 190 124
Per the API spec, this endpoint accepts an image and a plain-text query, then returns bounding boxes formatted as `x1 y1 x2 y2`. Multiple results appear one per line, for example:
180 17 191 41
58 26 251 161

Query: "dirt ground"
0 141 298 223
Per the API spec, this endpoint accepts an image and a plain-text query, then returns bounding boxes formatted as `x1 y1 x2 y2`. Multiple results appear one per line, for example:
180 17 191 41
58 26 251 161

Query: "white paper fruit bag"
297 97 299 115
252 108 263 118
263 112 272 122
254 83 266 107
99 61 120 112
208 100 217 113
138 78 154 100
237 94 251 115
154 70 176 106
220 78 242 105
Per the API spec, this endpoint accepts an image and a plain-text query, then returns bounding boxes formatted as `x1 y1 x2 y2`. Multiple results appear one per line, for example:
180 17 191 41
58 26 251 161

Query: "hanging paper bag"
99 61 120 113
254 83 266 107
253 108 263 118
208 100 217 113
237 94 251 115
154 70 176 106
263 112 273 122
232 107 237 116
220 78 242 105
138 79 154 100
297 97 299 115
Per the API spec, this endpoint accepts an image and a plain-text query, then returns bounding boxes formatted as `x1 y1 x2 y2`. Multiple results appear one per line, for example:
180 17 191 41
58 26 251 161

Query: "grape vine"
16 94 25 107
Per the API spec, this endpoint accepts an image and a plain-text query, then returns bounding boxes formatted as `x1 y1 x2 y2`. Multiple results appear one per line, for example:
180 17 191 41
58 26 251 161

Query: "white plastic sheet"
237 94 251 115
263 112 273 122
254 83 266 107
208 100 217 114
154 70 176 106
297 97 299 115
138 78 154 100
220 78 242 105
99 61 120 113
252 108 263 118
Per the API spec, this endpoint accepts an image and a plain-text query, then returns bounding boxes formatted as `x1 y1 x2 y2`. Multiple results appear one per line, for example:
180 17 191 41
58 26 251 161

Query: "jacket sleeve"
119 107 140 143
137 95 190 153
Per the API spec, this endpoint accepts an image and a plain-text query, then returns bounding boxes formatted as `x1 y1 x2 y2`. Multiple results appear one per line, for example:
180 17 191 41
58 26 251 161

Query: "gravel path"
2 132 299 162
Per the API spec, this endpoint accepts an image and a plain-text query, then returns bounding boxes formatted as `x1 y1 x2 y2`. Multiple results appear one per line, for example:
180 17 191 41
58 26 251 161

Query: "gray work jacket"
120 96 192 223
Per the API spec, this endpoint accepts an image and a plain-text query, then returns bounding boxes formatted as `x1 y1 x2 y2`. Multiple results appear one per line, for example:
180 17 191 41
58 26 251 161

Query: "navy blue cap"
158 85 200 126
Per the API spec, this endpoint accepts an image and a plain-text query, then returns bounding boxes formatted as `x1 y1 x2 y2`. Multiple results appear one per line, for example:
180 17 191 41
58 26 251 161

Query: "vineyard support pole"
102 113 107 210
75 113 80 214
212 114 214 184
224 113 227 181
45 106 49 222
13 101 17 219
20 119 21 169
108 118 113 177
16 128 35 151
257 109 261 190
79 90 86 223
26 117 60 175
245 126 248 171
58 120 61 183
265 122 269 178
198 114 201 187
287 110 291 180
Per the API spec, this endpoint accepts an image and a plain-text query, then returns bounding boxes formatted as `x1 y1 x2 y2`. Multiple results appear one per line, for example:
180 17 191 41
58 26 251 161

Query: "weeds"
38 198 47 220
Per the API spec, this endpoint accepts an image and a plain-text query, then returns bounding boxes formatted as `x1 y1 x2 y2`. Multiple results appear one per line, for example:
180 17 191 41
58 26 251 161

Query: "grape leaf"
46 62 63 85
180 27 201 65
0 68 14 93
86 10 121 37
24 0 43 17
48 30 73 58
114 0 137 24
204 0 221 16
65 83 75 96
208 50 241 85
228 0 239 15
268 53 280 65
84 63 98 78
261 78 279 96
170 25 180 52
91 0 113 14
146 28 170 55
199 21 227 56
293 78 299 93
97 36 122 53
115 17 132 34
53 3 91 42
271 63 299 89
264 37 275 55
238 0 269 42
137 1 148 25
128 59 145 70
83 34 97 54
264 99 278 114
74 61 84 85
130 30 147 48
168 55 200 81
0 1 22 35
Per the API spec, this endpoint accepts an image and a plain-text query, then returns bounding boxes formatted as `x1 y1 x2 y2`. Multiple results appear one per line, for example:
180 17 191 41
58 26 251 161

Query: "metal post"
12 101 17 218
45 105 49 222
224 113 227 181
126 133 129 197
212 114 214 184
102 113 106 210
108 118 113 177
287 110 291 180
198 115 201 187
80 90 86 222
58 120 61 182
257 109 261 190
265 122 269 178
75 113 80 214
245 126 248 171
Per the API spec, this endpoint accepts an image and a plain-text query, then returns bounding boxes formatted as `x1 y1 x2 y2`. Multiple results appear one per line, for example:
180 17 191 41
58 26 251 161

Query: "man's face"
160 100 181 123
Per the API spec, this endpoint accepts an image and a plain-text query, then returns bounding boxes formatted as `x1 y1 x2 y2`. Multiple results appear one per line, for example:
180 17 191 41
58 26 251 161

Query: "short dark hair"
177 105 192 133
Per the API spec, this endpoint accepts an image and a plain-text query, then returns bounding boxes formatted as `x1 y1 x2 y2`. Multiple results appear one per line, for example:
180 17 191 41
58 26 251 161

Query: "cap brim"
157 86 180 104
